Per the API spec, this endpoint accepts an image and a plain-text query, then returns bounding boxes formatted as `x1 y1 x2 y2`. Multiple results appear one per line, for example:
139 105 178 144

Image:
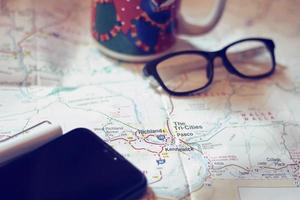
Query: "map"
0 0 300 199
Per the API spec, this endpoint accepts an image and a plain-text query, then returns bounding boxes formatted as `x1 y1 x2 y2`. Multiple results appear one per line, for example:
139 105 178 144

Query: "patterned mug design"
91 0 226 61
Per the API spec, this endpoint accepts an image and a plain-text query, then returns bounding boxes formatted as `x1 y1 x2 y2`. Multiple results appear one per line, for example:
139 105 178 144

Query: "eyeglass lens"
156 54 210 92
226 41 273 77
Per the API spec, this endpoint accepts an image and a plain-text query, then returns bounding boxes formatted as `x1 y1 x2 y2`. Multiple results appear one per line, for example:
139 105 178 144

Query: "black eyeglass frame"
143 38 276 96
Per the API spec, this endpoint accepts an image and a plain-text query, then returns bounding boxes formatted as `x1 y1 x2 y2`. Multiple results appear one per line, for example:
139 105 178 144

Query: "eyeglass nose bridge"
208 50 239 75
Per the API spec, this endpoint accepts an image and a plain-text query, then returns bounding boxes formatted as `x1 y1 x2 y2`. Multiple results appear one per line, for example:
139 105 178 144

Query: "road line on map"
149 170 163 185
128 141 160 154
109 137 136 143
190 127 227 143
281 123 298 165
144 139 165 146
167 95 174 116
213 164 250 172
179 139 203 154
262 163 298 171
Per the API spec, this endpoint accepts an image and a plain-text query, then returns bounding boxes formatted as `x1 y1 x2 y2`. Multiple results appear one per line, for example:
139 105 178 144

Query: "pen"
0 121 62 165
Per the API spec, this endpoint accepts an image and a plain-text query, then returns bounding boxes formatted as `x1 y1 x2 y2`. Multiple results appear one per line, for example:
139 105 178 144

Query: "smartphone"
0 128 147 200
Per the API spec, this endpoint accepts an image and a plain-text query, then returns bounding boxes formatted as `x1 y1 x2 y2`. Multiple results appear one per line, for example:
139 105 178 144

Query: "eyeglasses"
143 38 276 96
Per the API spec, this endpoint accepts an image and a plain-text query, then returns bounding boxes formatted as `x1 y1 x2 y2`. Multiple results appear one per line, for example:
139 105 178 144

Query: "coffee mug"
91 0 227 62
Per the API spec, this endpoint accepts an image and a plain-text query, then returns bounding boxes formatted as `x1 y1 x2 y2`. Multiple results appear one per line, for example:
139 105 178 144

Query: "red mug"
91 0 227 62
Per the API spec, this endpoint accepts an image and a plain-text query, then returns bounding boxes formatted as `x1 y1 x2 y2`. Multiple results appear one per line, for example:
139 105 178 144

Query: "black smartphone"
0 128 147 200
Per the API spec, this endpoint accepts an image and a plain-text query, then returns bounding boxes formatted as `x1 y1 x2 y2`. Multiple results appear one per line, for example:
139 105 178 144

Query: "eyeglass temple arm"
142 64 164 92
143 64 152 77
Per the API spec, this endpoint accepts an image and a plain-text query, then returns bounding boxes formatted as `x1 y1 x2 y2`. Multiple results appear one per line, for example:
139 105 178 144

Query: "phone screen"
0 128 147 200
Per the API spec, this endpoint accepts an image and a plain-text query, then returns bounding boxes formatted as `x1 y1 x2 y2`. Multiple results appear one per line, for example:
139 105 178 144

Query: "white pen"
0 121 63 165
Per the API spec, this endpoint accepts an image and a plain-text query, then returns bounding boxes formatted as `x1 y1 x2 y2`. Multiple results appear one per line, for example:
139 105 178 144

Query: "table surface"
0 0 300 200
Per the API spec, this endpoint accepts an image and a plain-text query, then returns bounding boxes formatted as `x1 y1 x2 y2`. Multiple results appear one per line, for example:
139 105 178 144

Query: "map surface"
0 0 300 199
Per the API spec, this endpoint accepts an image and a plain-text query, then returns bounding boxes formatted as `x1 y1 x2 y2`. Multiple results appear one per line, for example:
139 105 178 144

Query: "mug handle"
177 0 227 35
